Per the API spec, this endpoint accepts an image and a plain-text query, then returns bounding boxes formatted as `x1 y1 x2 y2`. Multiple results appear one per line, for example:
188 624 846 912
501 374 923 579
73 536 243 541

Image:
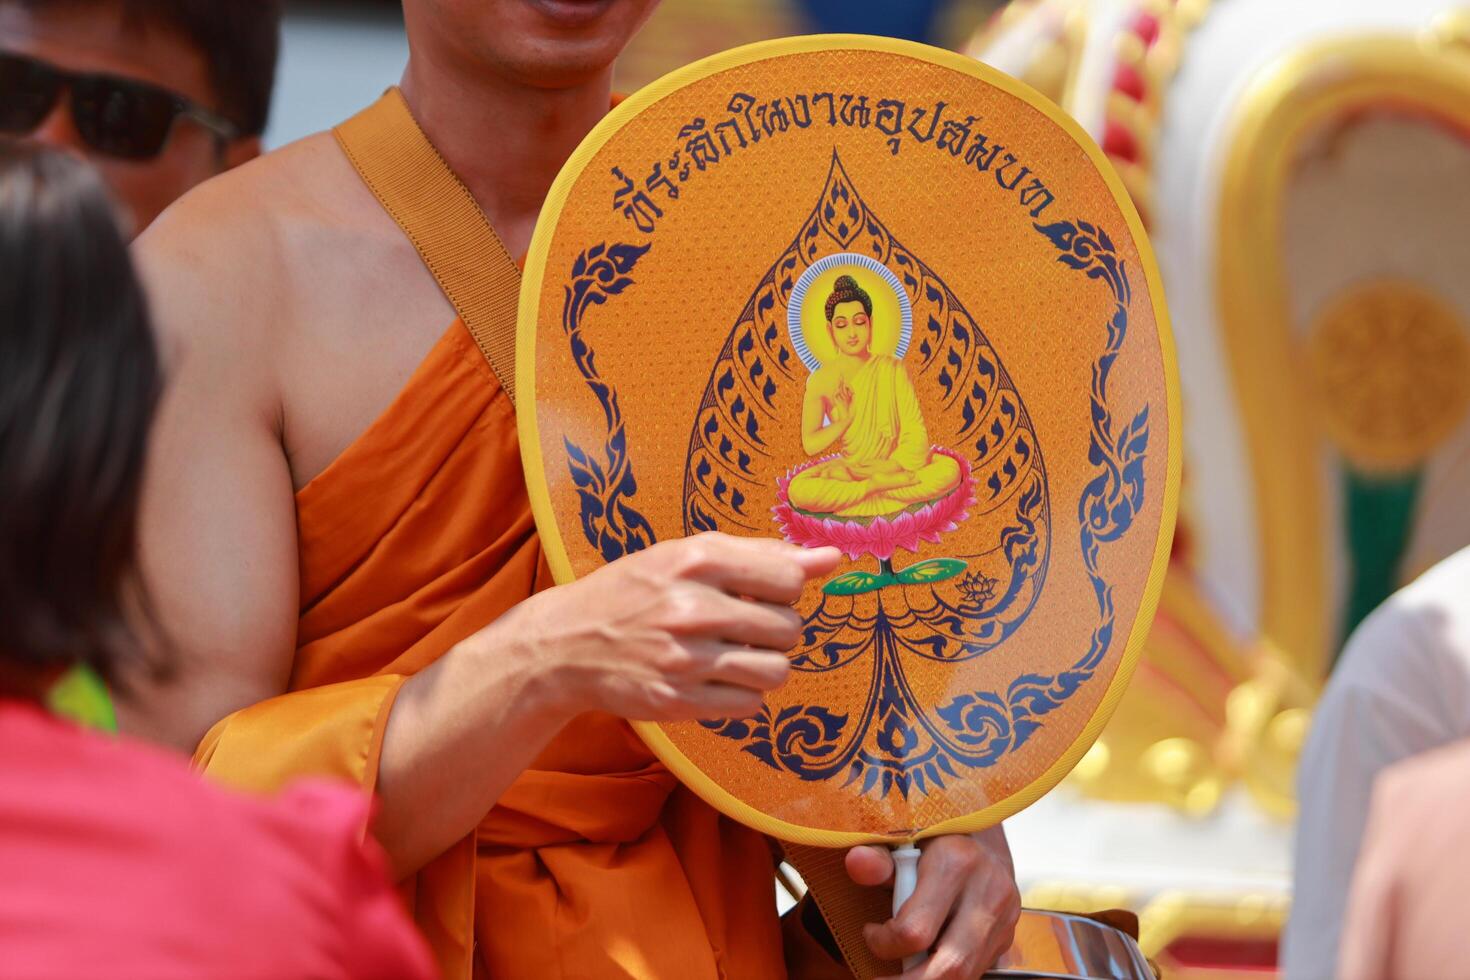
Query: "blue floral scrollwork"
702 703 850 774
561 242 659 562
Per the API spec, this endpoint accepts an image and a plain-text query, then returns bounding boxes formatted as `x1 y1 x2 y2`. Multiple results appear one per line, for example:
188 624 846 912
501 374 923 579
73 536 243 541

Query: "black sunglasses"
0 51 238 161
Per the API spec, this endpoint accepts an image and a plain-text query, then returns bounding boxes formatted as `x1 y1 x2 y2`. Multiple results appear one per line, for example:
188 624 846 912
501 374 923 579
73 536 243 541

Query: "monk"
790 274 962 518
128 1 1020 977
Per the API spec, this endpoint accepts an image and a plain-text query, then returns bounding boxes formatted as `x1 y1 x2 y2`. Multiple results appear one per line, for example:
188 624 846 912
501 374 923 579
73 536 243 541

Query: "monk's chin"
475 0 655 89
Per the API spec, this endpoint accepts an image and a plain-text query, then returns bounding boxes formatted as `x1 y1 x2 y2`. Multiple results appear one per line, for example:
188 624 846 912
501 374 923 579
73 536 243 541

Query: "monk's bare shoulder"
137 126 456 483
137 133 368 358
135 130 447 422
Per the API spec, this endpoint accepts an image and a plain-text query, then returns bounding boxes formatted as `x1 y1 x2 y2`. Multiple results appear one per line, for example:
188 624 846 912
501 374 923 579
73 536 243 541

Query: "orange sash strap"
333 87 521 405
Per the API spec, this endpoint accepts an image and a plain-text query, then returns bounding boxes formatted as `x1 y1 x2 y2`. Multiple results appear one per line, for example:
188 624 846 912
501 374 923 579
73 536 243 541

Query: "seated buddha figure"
787 274 962 518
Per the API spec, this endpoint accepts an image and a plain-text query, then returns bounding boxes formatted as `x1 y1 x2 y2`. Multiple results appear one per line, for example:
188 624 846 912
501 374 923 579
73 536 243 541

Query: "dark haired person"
0 0 280 234
132 1 1021 976
0 142 432 979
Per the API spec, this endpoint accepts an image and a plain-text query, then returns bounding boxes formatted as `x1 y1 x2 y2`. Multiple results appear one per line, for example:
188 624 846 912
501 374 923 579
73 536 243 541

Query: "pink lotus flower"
771 449 975 561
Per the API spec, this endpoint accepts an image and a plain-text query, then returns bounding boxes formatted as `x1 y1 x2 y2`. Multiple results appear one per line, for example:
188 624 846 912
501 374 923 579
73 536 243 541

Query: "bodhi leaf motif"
686 152 1076 801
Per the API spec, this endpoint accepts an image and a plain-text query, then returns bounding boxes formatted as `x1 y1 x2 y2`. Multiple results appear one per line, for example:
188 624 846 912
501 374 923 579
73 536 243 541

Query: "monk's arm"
121 214 300 749
124 208 587 878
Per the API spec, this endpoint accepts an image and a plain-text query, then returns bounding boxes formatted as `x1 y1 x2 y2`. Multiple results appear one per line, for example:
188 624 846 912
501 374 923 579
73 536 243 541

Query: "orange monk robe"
194 320 790 978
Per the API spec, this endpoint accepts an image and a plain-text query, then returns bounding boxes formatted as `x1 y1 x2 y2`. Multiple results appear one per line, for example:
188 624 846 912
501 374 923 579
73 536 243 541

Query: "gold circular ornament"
1306 279 1470 473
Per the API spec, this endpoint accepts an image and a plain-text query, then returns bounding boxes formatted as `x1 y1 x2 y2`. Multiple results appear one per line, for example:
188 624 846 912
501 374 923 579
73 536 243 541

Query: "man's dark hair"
0 141 165 695
18 0 283 136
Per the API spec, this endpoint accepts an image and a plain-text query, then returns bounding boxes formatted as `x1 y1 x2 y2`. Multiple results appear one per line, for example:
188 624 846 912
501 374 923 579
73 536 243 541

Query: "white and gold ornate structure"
970 1 1470 975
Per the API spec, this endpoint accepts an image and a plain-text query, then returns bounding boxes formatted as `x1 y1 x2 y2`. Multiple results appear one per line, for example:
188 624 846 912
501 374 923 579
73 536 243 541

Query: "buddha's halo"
788 252 913 372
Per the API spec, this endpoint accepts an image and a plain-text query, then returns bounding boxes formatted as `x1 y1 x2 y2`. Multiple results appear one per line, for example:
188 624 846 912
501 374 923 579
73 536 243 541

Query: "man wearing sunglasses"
0 0 279 234
129 1 1022 978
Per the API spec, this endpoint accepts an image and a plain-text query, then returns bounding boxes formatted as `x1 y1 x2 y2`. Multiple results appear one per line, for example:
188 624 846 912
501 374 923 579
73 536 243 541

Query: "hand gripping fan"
517 36 1179 859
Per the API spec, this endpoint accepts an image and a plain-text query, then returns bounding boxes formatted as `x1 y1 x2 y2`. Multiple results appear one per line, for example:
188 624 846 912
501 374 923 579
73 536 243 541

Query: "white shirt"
1283 545 1470 979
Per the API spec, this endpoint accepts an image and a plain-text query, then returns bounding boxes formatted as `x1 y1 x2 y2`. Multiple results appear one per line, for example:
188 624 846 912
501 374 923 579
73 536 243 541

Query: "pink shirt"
0 699 435 979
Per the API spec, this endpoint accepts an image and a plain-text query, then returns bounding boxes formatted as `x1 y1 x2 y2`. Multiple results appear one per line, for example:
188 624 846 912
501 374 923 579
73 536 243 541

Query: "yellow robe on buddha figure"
788 355 960 518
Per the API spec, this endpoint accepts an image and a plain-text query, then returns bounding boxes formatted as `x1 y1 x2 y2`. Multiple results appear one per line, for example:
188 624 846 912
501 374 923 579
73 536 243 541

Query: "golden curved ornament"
1060 15 1470 818
1217 34 1470 684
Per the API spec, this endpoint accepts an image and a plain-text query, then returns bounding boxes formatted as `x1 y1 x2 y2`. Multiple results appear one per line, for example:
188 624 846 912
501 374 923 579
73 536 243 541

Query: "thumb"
845 844 896 887
793 545 843 577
